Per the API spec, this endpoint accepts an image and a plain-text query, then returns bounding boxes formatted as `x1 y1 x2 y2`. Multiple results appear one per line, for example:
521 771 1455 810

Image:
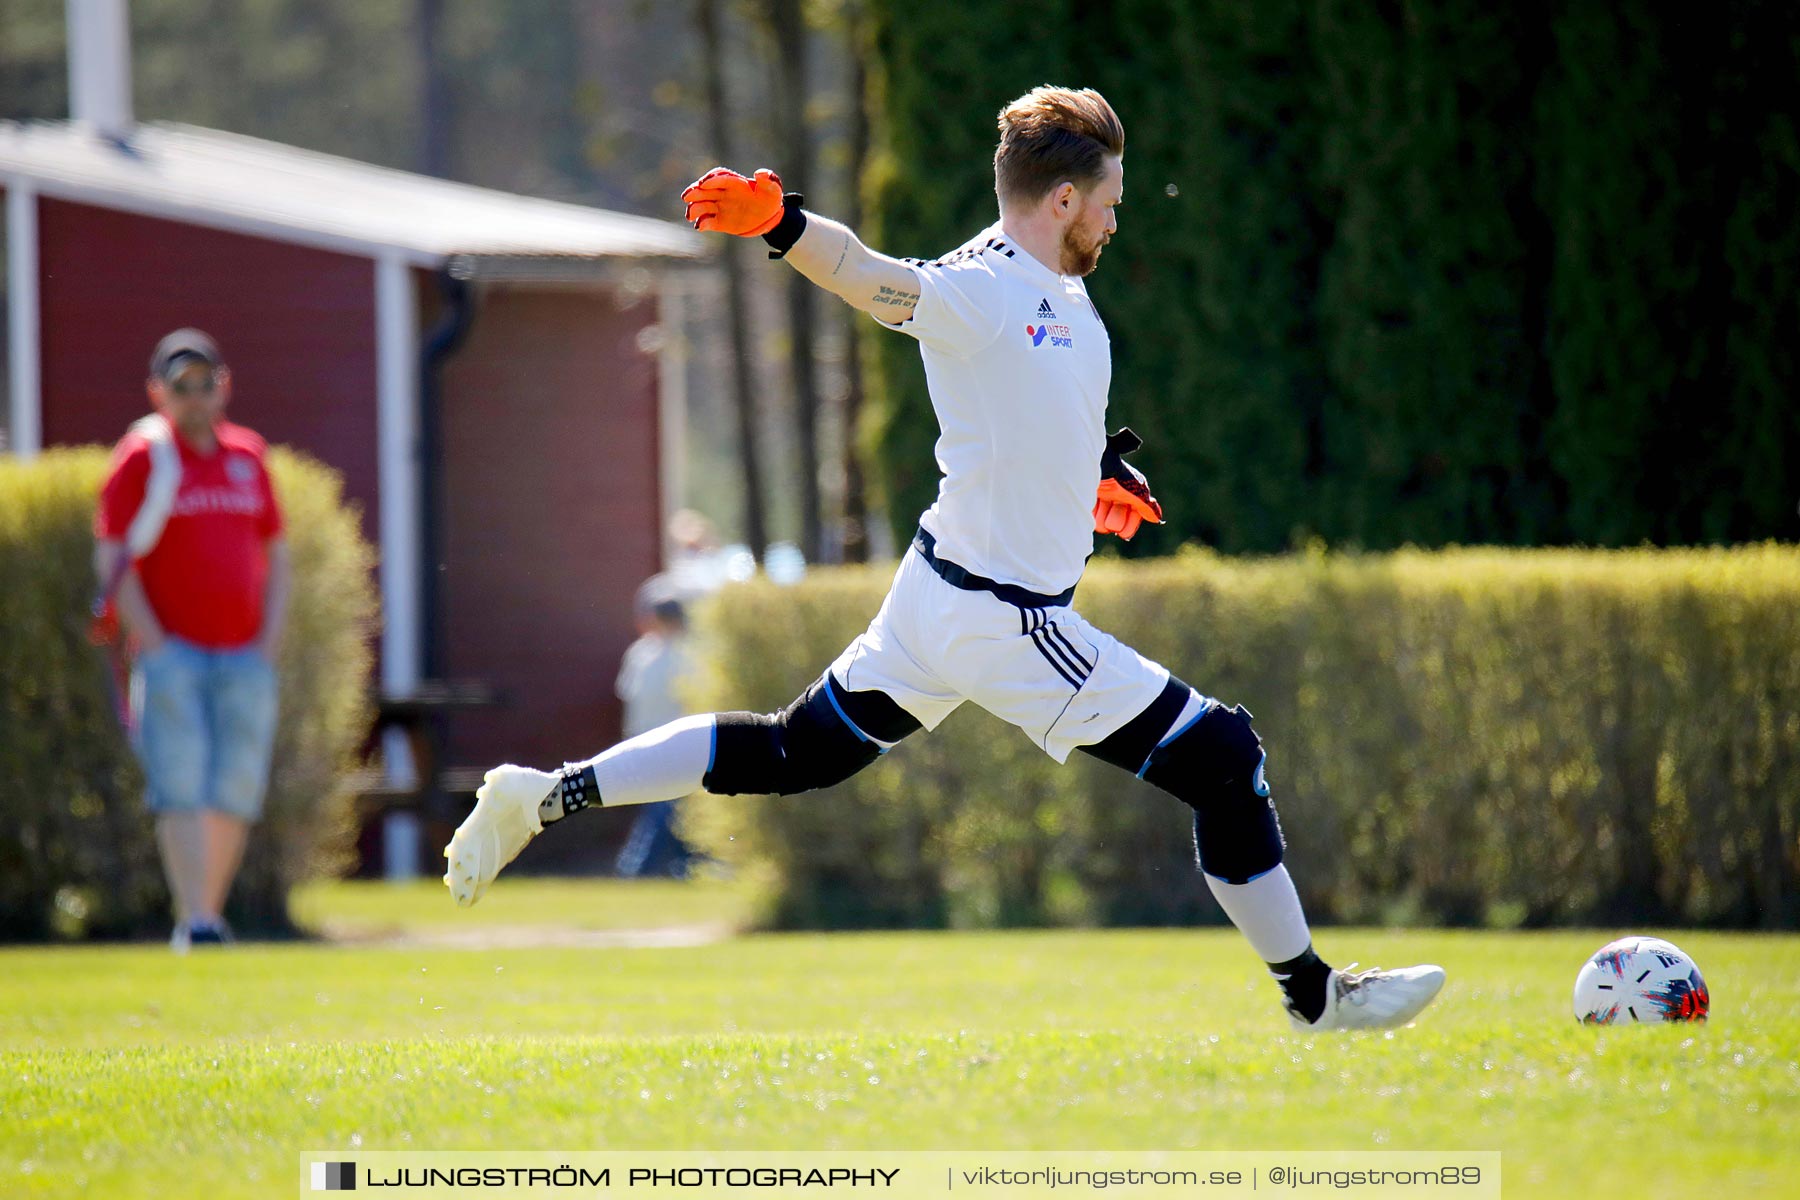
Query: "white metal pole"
5 182 41 459
375 253 421 792
66 0 135 139
375 252 421 697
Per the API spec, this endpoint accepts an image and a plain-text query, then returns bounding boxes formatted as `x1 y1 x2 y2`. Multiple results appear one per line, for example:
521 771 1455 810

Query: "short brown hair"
994 86 1125 207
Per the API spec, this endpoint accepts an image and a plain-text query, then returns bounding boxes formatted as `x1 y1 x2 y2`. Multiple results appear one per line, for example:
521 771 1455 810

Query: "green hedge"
684 546 1800 931
0 447 376 940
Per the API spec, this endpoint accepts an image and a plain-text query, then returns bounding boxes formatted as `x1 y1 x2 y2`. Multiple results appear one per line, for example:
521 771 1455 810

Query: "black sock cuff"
1268 946 1327 974
1270 945 1332 1023
554 764 600 818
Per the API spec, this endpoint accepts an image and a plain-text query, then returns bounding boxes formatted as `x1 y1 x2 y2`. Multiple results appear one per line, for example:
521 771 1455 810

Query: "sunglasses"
166 371 221 397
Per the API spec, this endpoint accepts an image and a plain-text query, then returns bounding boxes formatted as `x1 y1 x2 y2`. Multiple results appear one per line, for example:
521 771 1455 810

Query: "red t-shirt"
95 419 285 650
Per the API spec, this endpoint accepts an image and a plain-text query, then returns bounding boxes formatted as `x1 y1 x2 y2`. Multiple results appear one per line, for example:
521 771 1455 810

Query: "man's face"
1059 154 1123 277
149 359 229 435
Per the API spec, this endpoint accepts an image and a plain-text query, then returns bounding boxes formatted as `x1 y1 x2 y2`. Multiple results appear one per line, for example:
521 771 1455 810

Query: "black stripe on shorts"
1023 608 1088 689
1045 621 1094 676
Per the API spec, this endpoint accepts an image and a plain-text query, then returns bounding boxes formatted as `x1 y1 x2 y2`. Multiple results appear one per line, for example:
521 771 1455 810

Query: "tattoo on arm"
871 284 920 309
832 231 850 277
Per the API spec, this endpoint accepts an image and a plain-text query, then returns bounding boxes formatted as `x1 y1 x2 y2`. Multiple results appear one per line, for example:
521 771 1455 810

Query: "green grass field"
5 880 1798 1198
287 876 763 940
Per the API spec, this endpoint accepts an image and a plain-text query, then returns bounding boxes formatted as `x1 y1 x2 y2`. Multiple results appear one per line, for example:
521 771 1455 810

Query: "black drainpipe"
419 265 476 682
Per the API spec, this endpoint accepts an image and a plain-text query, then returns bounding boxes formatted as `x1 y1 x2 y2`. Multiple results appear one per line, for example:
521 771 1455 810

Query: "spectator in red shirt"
94 329 290 951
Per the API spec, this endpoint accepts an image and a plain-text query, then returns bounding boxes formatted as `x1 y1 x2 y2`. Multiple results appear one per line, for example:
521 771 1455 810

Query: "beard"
1059 223 1108 276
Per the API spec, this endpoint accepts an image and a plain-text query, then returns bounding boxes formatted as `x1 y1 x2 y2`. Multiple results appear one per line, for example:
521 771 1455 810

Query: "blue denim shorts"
129 637 279 821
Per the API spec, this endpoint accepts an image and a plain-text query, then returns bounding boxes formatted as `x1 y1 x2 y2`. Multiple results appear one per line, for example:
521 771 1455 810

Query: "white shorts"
826 547 1175 763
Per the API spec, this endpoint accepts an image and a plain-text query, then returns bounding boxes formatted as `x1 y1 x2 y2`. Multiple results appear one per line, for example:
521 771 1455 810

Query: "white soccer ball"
1572 935 1710 1024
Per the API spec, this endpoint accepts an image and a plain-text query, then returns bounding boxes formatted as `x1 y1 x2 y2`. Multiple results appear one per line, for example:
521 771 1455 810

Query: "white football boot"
1289 963 1446 1031
442 765 557 906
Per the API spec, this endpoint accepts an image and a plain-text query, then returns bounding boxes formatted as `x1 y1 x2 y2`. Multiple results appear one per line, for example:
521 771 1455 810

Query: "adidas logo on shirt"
1036 298 1057 319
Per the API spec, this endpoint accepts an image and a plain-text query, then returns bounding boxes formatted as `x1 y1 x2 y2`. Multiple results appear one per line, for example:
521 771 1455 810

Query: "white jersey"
827 221 1183 763
880 223 1111 595
617 633 692 738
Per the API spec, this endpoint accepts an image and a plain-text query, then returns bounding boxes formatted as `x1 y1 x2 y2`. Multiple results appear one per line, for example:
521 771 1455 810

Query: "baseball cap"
634 574 687 624
149 328 223 381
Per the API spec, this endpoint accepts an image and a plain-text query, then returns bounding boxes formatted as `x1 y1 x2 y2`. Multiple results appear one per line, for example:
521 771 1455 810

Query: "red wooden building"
0 116 703 824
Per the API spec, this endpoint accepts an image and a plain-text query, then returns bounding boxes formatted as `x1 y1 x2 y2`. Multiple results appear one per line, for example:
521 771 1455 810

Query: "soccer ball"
1572 936 1709 1024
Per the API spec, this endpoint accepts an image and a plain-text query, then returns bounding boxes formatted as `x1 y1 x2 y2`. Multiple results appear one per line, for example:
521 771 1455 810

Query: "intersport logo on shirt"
172 486 265 517
1026 323 1074 348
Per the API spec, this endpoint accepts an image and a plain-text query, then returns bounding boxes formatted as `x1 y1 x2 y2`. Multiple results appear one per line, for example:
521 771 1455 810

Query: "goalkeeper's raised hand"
1094 427 1164 540
681 166 922 322
682 167 787 236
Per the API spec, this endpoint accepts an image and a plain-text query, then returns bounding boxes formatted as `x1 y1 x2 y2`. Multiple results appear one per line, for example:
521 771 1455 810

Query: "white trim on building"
656 279 689 567
0 121 702 268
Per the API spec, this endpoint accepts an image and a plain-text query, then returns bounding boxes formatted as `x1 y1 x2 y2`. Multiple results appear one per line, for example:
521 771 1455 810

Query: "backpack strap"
124 413 181 559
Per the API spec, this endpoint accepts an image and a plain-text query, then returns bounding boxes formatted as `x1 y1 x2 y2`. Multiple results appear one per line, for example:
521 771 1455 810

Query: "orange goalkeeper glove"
1094 427 1164 541
682 167 787 236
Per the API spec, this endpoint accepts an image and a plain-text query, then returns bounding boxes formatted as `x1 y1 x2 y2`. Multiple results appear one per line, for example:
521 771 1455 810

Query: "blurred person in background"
612 577 695 878
93 329 289 951
665 507 727 597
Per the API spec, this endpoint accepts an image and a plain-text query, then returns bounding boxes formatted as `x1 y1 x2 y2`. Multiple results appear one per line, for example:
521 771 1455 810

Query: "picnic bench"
350 679 501 879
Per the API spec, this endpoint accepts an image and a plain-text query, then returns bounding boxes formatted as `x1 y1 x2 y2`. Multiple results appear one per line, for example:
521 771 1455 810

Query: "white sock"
571 713 715 808
1204 864 1313 965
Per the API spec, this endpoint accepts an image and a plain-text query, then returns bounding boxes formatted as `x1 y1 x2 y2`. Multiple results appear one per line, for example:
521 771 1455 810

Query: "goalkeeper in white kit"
446 85 1444 1032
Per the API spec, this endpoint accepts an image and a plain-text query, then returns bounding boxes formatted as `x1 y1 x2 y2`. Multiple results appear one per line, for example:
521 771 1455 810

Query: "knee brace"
701 674 918 796
1140 702 1285 884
